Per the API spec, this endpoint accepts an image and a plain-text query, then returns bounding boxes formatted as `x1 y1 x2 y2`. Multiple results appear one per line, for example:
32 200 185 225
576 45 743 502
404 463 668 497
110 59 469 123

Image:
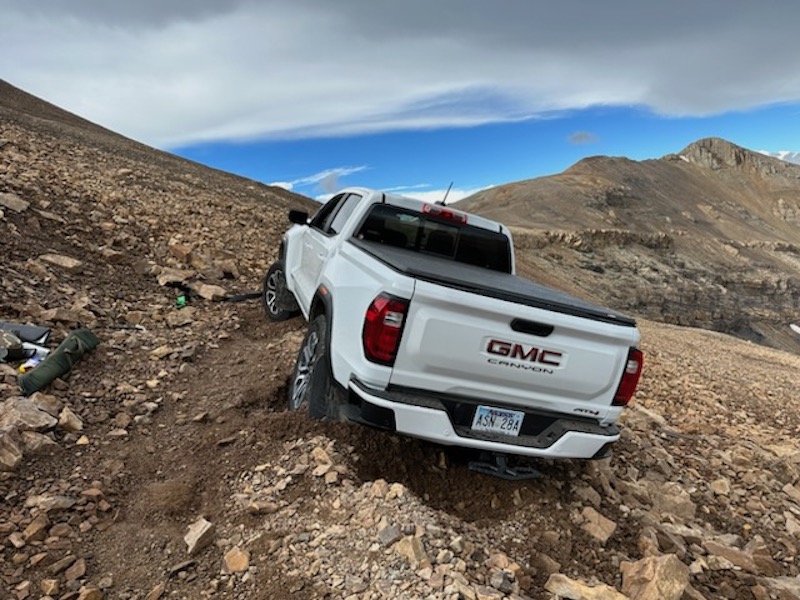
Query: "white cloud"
2 1 800 147
269 166 367 194
759 150 800 166
310 183 490 204
390 186 492 204
383 184 432 193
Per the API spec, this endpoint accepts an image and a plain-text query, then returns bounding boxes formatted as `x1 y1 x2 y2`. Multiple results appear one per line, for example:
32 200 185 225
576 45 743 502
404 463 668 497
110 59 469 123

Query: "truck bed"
350 239 636 328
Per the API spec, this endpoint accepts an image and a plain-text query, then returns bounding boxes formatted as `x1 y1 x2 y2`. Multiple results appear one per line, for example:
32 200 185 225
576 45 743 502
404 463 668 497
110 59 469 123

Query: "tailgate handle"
510 319 554 337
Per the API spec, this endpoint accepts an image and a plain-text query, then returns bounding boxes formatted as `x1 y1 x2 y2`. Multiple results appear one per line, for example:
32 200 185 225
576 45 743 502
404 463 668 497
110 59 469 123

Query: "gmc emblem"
486 339 563 367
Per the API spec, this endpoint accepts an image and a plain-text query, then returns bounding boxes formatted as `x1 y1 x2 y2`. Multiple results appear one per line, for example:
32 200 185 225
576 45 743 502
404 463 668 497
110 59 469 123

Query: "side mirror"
288 209 309 225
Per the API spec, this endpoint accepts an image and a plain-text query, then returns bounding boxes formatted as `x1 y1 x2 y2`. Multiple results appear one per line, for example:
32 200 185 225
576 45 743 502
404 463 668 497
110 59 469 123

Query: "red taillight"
422 203 468 224
363 294 409 365
613 348 643 407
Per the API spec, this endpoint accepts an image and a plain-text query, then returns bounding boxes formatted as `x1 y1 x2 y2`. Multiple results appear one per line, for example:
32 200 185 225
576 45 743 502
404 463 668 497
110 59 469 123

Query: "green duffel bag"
18 328 100 396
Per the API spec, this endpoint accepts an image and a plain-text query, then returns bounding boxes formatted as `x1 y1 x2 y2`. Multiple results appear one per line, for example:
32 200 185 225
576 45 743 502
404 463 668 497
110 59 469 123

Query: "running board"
468 452 543 480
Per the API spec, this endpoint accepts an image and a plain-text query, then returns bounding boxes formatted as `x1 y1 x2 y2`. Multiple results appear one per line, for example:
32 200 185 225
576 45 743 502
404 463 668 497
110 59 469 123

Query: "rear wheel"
263 261 299 322
288 314 344 419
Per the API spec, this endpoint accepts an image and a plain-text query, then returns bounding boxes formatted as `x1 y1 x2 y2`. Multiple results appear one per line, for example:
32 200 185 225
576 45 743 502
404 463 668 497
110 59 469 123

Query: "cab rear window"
354 204 512 273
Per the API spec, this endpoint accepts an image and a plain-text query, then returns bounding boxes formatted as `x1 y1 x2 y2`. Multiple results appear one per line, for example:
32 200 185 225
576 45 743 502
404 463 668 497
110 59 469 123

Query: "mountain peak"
677 137 798 175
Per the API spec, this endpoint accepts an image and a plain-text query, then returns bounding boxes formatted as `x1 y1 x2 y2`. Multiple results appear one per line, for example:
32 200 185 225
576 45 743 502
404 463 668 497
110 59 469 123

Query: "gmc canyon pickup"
263 188 643 470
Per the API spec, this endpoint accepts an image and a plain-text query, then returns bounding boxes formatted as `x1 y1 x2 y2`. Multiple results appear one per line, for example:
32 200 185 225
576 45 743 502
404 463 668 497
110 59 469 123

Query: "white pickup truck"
263 187 643 475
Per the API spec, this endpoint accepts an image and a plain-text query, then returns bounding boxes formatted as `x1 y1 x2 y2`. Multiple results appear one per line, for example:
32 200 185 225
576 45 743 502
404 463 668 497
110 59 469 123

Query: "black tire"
262 261 300 322
287 314 344 420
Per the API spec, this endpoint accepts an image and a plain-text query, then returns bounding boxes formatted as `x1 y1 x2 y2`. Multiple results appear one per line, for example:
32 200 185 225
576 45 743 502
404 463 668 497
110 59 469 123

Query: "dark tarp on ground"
0 321 51 344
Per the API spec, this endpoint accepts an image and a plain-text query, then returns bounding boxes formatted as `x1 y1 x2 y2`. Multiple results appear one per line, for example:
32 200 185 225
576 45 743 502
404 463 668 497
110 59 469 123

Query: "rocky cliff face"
678 137 800 179
462 138 800 354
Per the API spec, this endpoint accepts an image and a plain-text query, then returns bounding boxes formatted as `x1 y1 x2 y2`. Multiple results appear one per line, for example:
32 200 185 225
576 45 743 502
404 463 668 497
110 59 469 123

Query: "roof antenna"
438 181 453 205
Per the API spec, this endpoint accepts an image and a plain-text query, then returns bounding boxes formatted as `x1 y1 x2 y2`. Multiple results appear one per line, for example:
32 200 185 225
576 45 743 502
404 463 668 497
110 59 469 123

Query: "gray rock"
65 557 87 581
620 554 689 600
575 484 602 508
58 406 84 432
760 576 800 598
377 524 403 547
474 584 504 600
22 513 50 542
144 583 166 600
581 507 617 544
545 573 628 599
156 268 195 286
30 392 64 417
0 191 30 212
394 535 427 566
649 482 696 521
40 253 83 271
0 396 58 431
188 282 227 301
704 539 760 574
489 569 515 593
783 483 800 505
0 426 23 471
223 546 250 573
657 523 705 546
185 517 215 555
24 494 77 512
42 306 96 326
532 552 561 576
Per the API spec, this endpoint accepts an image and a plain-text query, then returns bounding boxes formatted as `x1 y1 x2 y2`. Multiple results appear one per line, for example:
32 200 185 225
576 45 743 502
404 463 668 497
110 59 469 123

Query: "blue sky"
2 1 799 202
174 103 800 201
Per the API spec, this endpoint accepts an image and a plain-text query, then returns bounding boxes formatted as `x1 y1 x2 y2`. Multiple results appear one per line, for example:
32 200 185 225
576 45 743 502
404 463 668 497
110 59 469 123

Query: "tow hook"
468 452 542 480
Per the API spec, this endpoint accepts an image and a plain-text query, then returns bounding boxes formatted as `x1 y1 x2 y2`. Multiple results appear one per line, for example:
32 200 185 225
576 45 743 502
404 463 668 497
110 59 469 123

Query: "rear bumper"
346 379 619 459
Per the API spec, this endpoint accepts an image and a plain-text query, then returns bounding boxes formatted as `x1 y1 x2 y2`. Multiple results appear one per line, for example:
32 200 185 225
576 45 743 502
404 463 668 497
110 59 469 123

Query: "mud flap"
590 442 614 460
468 452 543 481
341 400 396 432
276 281 300 312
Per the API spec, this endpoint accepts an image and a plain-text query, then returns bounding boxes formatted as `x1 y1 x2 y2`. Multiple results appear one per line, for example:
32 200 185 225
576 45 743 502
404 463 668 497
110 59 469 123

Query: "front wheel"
263 261 300 322
288 314 344 420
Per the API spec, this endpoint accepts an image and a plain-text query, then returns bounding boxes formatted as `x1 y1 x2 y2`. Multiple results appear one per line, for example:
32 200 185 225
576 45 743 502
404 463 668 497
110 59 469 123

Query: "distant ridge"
460 136 800 352
676 137 800 177
0 79 307 198
0 79 105 129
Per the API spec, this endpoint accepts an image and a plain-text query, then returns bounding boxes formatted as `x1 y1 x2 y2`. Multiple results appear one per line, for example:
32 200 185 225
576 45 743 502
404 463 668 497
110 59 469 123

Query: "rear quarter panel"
322 242 416 390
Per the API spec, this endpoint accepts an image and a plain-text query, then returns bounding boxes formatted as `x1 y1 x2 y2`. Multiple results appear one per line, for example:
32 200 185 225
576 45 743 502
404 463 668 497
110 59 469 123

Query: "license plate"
471 405 524 436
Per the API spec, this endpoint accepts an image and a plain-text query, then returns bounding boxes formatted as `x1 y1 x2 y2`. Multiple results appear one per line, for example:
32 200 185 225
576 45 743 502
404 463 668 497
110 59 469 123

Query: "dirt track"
6 298 800 599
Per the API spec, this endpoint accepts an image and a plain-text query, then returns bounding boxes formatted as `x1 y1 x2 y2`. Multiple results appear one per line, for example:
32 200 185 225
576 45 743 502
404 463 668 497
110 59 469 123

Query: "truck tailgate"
389 280 640 420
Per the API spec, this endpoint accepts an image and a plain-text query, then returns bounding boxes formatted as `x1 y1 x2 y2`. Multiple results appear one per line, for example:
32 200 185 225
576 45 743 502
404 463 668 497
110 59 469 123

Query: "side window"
309 194 346 231
356 204 415 248
327 193 362 235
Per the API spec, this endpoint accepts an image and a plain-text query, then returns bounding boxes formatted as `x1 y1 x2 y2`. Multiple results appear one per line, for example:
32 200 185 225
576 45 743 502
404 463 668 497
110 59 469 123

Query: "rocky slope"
460 138 800 353
2 80 800 600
